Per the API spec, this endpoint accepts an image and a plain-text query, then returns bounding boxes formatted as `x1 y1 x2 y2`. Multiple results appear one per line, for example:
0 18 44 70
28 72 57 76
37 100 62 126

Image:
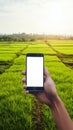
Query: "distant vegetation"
0 33 73 42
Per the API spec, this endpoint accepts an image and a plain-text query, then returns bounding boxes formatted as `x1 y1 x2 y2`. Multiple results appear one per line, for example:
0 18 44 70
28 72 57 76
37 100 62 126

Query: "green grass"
0 40 73 130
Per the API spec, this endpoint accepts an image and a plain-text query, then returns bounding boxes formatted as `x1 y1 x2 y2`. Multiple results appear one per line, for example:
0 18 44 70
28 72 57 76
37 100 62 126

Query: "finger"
44 75 46 82
23 85 27 89
44 67 50 77
22 71 26 75
32 91 41 97
25 90 29 94
22 78 26 82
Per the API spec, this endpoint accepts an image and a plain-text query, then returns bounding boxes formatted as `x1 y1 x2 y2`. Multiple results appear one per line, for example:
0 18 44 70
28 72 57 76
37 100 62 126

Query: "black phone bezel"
26 53 44 92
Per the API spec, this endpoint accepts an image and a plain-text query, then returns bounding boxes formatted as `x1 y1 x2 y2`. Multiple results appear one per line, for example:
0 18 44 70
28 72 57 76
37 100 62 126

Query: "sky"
0 0 73 35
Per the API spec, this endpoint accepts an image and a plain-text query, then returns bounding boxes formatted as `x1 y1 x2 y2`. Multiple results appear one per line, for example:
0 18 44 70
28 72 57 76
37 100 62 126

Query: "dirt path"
32 98 44 130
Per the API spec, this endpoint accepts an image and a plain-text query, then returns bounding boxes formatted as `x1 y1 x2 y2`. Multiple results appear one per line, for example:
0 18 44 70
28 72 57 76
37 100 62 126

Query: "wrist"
48 94 61 109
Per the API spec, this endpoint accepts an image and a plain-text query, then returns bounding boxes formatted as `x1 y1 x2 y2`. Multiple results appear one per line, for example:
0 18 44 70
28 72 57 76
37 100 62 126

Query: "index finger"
22 71 26 75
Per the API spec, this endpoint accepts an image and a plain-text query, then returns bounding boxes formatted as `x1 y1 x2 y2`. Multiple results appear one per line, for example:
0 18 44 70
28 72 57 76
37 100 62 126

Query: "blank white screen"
27 57 43 87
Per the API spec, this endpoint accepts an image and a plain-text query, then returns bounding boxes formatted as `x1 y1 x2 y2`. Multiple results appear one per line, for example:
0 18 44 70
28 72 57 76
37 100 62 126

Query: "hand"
22 67 58 107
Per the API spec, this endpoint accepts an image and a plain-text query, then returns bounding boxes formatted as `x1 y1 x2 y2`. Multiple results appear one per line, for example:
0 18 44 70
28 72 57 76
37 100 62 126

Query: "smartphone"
26 53 44 92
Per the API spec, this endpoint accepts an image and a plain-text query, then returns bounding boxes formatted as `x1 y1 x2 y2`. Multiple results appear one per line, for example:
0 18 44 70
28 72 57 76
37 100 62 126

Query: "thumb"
44 67 50 77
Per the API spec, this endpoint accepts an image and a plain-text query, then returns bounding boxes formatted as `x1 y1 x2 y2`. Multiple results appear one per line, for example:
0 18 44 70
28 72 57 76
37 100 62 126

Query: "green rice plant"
0 53 16 74
60 56 73 64
0 71 34 130
0 51 17 54
0 40 73 130
28 41 49 48
0 42 27 54
0 54 16 62
0 48 23 52
6 65 25 72
44 55 61 62
14 55 26 65
49 40 73 45
22 47 56 54
53 47 73 54
49 40 73 54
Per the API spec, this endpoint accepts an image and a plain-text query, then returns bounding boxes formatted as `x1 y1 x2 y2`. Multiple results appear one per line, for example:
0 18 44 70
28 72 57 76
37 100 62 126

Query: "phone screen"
26 54 44 89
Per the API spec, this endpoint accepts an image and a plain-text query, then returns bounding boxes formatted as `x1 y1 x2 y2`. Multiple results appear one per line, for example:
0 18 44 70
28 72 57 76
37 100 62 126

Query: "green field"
0 40 73 130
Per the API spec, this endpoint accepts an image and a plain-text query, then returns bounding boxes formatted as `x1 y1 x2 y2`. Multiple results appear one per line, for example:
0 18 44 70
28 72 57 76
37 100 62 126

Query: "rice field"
0 40 73 130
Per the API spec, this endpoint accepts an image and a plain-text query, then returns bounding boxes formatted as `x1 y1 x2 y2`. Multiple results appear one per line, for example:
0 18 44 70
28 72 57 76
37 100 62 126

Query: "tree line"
0 33 73 42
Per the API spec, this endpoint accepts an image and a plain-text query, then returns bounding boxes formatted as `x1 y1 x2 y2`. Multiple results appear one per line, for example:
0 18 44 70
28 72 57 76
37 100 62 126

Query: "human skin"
22 67 73 130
